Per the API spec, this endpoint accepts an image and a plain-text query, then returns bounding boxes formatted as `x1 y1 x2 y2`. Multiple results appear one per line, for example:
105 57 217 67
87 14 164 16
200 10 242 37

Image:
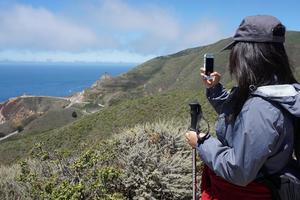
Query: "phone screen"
205 57 214 76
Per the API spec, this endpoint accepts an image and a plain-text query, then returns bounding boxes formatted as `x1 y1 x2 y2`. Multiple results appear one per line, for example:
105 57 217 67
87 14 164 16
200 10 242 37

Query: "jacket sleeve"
197 98 284 186
206 83 229 114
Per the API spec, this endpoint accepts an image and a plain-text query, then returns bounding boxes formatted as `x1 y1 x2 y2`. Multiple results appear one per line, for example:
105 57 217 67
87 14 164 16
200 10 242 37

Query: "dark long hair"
229 42 298 118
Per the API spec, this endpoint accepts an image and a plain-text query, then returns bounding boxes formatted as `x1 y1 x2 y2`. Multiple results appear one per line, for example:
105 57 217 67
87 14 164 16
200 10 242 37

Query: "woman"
185 15 300 200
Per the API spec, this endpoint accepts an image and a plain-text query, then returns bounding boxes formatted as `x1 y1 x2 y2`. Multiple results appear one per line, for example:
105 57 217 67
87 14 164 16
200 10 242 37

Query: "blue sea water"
0 63 135 103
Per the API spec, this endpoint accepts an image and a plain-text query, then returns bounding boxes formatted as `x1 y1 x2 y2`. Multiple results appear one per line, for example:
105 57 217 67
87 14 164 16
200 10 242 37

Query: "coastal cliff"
0 95 83 137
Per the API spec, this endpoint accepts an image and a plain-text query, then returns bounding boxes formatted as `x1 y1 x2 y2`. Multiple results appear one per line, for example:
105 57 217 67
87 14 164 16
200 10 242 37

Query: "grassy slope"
22 107 84 134
285 31 300 77
83 38 233 105
126 31 300 91
0 89 216 165
84 31 300 106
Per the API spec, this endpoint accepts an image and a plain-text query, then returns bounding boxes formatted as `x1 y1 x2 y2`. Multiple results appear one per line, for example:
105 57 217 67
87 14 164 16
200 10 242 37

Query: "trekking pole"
189 102 202 200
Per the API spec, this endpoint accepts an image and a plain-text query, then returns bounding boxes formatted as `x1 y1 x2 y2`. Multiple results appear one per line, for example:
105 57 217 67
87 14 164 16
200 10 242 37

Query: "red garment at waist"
200 165 272 200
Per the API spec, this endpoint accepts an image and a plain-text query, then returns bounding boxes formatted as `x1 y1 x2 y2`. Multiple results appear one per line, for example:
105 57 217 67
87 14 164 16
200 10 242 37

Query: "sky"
0 0 299 63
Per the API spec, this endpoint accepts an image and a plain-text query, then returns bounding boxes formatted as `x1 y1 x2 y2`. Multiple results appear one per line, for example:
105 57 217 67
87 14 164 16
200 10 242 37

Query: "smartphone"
204 53 214 79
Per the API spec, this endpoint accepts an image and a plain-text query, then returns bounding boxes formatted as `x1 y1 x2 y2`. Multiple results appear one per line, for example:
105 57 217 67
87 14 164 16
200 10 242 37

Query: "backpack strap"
259 166 282 200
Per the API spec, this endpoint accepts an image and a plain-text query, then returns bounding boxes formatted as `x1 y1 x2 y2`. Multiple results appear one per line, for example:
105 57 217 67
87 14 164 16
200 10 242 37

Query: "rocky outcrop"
0 96 70 136
83 70 150 105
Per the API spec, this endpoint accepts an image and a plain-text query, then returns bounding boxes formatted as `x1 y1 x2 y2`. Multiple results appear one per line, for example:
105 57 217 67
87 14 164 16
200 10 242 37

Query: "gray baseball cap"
221 15 286 51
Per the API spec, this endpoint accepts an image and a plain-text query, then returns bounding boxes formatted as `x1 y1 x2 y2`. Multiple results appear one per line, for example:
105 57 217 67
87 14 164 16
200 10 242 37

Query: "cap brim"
220 41 237 52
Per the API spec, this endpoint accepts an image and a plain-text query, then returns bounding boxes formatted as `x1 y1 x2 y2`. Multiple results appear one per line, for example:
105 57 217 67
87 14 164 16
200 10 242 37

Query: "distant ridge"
83 31 300 105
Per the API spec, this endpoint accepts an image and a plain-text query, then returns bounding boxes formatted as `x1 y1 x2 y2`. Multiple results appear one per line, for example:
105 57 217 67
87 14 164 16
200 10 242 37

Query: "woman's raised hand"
200 68 221 88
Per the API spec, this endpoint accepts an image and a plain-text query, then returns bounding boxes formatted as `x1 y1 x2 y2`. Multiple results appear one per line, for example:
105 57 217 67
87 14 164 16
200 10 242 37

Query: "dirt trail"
0 131 19 142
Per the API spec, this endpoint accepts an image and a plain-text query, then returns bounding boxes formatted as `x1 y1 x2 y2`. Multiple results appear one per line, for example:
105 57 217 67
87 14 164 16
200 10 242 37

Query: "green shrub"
0 120 201 199
0 163 26 200
115 121 195 199
17 143 124 200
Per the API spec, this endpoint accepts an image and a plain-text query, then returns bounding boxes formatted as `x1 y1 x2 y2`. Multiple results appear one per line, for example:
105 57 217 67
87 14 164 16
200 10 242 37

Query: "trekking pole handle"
189 102 201 132
189 102 202 200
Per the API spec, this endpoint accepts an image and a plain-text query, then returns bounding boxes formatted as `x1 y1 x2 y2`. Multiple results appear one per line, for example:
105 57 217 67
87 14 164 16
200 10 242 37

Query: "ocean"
0 63 135 103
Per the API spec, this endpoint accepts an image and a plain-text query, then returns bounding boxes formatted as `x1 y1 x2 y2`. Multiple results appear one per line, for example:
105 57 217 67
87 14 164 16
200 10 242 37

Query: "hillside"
0 89 216 165
0 92 101 137
0 96 71 135
84 31 300 105
83 38 231 105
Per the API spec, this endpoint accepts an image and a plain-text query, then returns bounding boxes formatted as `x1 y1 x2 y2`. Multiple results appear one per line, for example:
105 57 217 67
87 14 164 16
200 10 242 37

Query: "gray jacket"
197 83 300 186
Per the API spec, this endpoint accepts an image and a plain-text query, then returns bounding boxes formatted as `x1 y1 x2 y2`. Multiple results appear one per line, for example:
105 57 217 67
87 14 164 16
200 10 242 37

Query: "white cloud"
126 18 226 54
0 1 228 62
84 0 183 54
180 18 226 49
0 4 99 51
86 0 226 54
0 49 156 63
93 0 181 40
